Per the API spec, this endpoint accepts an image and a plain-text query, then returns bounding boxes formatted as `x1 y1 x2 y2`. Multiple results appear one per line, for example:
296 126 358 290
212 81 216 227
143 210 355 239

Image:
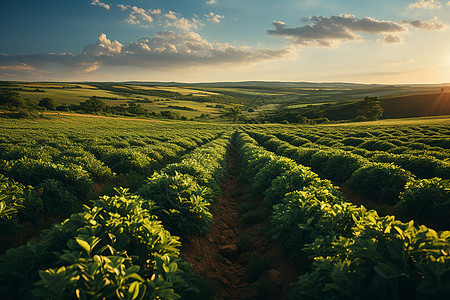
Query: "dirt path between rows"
181 142 298 299
181 148 253 299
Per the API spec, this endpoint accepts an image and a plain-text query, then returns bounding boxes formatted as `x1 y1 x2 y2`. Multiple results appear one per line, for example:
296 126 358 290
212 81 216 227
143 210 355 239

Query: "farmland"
2 81 450 123
0 113 449 299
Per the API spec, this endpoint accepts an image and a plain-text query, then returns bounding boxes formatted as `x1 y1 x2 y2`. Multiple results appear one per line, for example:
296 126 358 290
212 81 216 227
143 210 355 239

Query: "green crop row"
275 131 450 179
0 127 225 232
0 188 201 299
138 134 231 236
0 132 233 298
248 131 450 228
235 131 450 299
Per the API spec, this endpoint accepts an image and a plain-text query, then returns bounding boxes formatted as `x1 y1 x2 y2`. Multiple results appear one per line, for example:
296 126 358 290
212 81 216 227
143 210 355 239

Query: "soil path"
181 147 253 299
181 139 298 299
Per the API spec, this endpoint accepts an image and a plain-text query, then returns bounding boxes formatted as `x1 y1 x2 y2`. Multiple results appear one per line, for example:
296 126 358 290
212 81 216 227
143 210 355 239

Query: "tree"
357 96 384 121
227 106 242 122
0 89 26 110
38 97 56 110
79 96 106 113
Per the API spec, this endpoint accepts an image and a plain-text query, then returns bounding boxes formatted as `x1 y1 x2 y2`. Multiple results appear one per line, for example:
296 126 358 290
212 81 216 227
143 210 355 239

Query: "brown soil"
340 185 446 231
181 145 299 299
0 213 65 254
340 185 396 216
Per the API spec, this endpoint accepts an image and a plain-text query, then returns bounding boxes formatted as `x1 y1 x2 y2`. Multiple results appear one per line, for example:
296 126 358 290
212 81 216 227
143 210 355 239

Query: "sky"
0 0 449 83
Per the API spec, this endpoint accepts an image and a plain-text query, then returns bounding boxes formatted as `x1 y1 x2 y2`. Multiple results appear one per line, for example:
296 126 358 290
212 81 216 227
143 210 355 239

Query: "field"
2 81 450 122
0 113 449 299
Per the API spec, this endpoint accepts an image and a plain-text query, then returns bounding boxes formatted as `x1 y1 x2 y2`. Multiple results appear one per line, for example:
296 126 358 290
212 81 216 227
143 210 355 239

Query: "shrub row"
276 131 450 180
0 188 200 299
250 131 450 228
235 131 450 299
138 134 231 236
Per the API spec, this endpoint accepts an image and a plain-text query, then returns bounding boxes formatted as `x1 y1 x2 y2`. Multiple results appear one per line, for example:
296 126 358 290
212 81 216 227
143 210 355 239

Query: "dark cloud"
402 17 447 30
268 14 407 47
381 34 403 44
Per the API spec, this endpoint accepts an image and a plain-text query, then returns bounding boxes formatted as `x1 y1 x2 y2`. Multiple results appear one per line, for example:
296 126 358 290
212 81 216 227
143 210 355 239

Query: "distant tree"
227 106 242 122
357 96 384 121
79 96 106 113
38 97 56 110
128 103 148 116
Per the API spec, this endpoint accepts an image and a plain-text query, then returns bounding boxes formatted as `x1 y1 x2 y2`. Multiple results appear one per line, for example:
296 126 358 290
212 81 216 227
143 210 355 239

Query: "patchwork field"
2 81 450 122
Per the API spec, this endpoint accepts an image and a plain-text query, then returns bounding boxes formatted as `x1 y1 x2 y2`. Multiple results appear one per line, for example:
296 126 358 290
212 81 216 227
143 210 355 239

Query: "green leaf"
75 238 91 254
128 282 140 300
374 263 405 279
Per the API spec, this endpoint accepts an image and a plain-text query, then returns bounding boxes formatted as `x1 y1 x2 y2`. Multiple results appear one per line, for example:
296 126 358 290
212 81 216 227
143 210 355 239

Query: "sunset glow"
1 0 449 83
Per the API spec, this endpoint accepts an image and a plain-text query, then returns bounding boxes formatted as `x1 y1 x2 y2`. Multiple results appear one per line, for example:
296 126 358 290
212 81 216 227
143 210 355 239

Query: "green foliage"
38 97 56 110
0 174 42 222
0 189 198 299
271 189 353 256
0 174 26 221
103 149 155 176
251 156 297 194
346 163 413 204
357 96 384 121
292 216 450 299
138 172 213 235
397 178 450 228
264 165 338 206
79 97 106 113
2 157 93 198
37 179 78 215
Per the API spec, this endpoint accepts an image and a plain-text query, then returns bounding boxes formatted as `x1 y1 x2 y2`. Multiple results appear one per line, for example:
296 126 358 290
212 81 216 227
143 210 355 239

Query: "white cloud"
91 0 111 10
163 11 203 31
402 17 447 30
268 14 407 47
0 63 37 71
206 0 217 4
408 0 442 9
117 4 127 11
205 12 225 23
116 5 202 30
83 33 123 56
0 32 295 76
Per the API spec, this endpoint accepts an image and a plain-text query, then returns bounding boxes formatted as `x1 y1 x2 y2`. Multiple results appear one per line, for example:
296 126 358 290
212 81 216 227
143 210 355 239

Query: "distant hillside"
381 92 450 119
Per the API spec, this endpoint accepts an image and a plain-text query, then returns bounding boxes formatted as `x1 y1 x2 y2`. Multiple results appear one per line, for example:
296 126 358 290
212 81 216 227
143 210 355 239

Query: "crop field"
0 114 449 299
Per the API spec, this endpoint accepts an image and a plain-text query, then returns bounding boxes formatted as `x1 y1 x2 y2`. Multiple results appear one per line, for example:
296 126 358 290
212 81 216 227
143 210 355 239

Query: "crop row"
275 131 450 179
250 123 450 160
247 130 450 228
235 131 450 299
0 132 233 299
137 133 231 236
0 130 222 225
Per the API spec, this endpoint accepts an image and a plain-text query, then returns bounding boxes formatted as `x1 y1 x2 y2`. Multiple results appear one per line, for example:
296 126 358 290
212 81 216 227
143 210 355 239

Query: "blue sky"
0 0 449 83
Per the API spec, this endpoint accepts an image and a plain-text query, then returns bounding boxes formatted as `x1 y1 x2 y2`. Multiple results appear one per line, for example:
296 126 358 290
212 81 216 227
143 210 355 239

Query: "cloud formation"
91 0 111 10
205 12 225 23
206 0 217 4
402 17 447 30
408 0 442 9
0 32 295 78
163 11 202 31
268 14 407 47
115 4 204 30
